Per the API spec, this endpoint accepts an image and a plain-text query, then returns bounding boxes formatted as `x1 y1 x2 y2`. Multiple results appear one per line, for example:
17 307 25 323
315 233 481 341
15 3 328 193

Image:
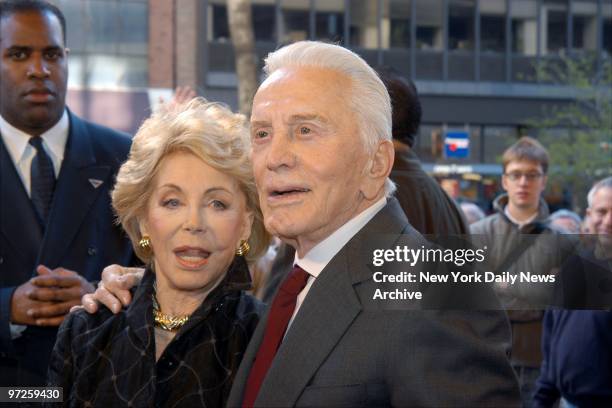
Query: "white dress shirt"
0 110 69 196
286 196 387 331
504 205 538 229
0 111 69 339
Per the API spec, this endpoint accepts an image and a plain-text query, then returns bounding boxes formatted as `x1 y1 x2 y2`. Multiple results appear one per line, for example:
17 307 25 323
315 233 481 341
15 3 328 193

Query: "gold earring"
139 235 151 250
235 240 250 256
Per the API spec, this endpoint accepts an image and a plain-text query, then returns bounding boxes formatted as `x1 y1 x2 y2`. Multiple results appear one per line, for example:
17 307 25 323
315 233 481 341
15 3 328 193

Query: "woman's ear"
240 210 255 243
138 218 149 238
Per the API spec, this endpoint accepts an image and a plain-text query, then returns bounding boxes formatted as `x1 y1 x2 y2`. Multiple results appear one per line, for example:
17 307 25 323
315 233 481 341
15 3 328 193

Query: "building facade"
57 0 612 206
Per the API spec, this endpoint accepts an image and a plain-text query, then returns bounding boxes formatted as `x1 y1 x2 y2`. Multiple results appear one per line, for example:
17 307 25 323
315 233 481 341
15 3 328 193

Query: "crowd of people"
1 1 610 407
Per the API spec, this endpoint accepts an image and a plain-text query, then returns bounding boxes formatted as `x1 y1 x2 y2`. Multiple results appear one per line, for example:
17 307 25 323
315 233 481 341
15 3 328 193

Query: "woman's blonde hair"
112 98 270 264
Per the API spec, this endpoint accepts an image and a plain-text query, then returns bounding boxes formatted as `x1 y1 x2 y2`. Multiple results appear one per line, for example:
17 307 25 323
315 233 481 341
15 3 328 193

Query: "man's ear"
361 140 394 200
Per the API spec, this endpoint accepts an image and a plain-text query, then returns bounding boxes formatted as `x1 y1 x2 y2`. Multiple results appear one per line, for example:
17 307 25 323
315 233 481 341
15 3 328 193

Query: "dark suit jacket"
0 111 134 386
391 147 468 236
228 198 520 407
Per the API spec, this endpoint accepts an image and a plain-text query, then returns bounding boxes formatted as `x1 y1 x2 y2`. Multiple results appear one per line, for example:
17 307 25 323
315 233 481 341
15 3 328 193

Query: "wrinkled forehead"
252 66 353 119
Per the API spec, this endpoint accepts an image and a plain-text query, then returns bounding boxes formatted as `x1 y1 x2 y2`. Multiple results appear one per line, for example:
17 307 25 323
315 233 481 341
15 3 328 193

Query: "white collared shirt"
0 111 68 339
286 196 387 331
0 110 69 196
504 205 538 229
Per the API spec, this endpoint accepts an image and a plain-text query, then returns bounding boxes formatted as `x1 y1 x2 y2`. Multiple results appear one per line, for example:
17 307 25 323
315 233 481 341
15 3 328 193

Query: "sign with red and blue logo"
444 130 470 159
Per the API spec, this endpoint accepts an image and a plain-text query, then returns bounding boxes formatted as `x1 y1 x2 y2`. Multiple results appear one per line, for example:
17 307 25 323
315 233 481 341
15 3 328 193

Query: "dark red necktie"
242 265 310 407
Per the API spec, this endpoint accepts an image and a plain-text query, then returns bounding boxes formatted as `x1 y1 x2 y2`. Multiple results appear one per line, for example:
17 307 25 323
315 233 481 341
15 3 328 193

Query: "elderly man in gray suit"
84 41 520 407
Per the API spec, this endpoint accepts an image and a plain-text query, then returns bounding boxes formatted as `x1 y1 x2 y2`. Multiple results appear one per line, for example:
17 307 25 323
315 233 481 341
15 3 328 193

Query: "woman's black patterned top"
47 256 265 407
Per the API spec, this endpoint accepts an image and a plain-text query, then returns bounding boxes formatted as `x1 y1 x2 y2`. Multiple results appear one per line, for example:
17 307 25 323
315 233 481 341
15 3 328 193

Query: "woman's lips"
174 248 210 269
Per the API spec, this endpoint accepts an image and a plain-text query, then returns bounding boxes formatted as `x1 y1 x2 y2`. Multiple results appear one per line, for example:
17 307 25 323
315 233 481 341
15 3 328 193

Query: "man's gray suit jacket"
228 197 520 407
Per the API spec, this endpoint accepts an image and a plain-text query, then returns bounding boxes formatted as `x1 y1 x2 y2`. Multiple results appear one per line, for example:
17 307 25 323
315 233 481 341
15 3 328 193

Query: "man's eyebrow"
250 120 270 128
288 114 329 124
6 45 31 51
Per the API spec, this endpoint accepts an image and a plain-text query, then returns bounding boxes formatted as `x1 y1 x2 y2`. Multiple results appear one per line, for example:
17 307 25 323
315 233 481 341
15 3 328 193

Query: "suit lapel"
254 198 411 406
255 250 362 406
38 113 111 267
0 137 43 270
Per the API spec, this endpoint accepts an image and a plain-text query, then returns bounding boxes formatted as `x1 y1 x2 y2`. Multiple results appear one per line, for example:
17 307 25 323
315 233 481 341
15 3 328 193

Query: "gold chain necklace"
152 284 190 331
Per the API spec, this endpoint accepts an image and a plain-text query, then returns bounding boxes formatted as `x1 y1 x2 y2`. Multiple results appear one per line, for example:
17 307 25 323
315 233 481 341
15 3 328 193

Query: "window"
382 0 412 49
483 126 519 163
480 0 506 53
511 0 538 55
280 0 310 44
572 1 598 51
315 0 345 42
348 0 380 49
415 0 444 50
603 1 612 56
56 0 148 89
543 0 568 55
448 0 475 51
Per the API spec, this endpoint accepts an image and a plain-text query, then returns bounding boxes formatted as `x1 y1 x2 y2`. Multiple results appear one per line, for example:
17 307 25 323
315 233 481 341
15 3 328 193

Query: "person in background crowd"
533 176 612 408
48 99 270 407
470 136 575 408
0 0 133 385
259 66 469 304
548 209 582 234
379 67 469 236
83 41 520 407
461 201 487 225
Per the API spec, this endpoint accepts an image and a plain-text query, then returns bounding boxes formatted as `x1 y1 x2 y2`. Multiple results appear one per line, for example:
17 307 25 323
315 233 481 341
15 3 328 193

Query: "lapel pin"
88 178 104 189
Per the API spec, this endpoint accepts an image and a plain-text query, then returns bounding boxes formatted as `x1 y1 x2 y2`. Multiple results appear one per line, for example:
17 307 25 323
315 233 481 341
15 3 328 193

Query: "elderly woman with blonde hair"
47 99 270 407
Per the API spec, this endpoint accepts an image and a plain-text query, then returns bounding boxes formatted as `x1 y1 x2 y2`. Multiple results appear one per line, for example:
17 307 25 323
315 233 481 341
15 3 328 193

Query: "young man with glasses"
471 136 575 408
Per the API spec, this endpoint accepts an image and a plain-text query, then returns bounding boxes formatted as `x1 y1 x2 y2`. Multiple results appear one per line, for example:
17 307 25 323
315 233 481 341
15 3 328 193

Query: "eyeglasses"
503 172 544 182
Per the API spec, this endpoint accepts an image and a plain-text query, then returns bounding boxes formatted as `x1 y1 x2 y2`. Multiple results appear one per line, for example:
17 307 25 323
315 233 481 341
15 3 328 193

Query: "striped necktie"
29 137 56 225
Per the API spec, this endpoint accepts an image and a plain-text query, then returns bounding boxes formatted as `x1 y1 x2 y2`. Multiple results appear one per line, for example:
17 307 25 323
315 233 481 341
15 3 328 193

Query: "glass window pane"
348 0 380 49
603 1 612 56
572 1 598 51
481 0 506 53
118 2 148 55
253 3 277 42
449 0 475 51
511 0 538 55
211 3 230 42
57 0 148 89
380 0 411 49
543 0 568 55
414 124 441 163
483 126 519 163
415 0 444 50
55 0 86 51
280 0 310 44
315 0 345 42
84 0 120 53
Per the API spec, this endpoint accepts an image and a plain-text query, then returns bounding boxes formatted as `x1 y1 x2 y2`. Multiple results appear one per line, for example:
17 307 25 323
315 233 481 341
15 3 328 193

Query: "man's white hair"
263 41 396 196
587 176 612 208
